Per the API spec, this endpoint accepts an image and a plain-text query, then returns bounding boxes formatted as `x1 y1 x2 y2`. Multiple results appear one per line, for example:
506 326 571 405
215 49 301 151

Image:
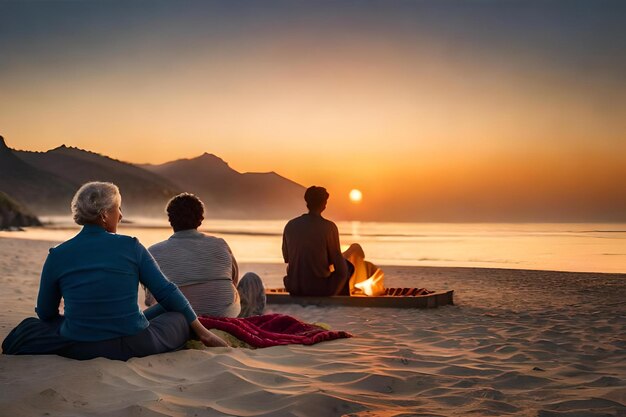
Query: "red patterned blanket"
198 314 352 348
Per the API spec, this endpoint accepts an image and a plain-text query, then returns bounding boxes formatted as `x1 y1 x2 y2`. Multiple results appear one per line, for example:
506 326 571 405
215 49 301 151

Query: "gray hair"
71 182 121 225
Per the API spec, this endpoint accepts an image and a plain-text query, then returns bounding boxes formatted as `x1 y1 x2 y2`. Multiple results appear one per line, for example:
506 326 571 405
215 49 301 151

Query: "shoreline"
1 231 624 275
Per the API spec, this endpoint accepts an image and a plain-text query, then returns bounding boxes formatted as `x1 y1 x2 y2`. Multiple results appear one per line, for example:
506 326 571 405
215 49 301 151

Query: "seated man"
282 186 355 296
145 193 265 317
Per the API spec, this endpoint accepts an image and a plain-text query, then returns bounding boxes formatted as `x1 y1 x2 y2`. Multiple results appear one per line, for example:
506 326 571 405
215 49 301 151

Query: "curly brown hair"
166 193 204 232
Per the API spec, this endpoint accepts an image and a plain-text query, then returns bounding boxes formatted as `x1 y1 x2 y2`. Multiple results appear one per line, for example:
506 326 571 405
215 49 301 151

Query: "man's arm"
282 227 289 263
328 223 347 278
225 242 239 286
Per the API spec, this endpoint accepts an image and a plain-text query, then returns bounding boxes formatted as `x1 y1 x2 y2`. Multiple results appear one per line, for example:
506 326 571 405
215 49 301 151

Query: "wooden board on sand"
265 288 454 308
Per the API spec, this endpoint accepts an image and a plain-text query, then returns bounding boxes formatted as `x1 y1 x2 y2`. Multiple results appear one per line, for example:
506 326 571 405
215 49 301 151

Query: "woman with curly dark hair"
145 193 265 318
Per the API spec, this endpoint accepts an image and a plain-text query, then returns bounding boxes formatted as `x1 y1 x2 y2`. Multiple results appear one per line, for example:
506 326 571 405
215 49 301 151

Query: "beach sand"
1 236 625 417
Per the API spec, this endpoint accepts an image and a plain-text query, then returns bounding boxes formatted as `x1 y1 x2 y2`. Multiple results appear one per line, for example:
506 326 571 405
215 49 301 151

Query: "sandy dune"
1 236 625 416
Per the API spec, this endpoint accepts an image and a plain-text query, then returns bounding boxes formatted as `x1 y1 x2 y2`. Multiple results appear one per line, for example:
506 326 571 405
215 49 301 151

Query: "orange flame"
353 268 385 296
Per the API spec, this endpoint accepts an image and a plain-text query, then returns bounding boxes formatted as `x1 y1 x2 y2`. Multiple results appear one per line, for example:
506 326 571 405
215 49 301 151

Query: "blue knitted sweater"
36 224 196 341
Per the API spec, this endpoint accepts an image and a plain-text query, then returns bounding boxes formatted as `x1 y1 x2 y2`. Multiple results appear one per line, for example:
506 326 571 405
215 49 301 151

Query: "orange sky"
1 1 625 221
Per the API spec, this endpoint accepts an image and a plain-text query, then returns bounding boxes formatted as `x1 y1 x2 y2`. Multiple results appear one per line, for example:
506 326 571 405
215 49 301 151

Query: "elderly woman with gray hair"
2 182 227 361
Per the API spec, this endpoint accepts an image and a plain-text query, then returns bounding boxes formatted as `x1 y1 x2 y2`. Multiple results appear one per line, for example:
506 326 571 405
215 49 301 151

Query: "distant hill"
0 136 75 214
140 153 305 219
1 136 305 219
0 190 41 229
16 145 181 217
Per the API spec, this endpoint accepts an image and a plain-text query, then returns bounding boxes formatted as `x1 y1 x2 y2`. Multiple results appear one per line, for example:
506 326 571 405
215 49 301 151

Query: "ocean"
2 219 624 274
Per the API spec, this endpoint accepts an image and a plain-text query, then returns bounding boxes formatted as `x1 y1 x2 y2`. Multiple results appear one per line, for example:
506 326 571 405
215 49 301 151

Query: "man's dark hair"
166 193 204 232
304 186 329 211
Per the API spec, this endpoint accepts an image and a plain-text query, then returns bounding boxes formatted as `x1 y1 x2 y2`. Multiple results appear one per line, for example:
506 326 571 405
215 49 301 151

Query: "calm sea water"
2 218 625 274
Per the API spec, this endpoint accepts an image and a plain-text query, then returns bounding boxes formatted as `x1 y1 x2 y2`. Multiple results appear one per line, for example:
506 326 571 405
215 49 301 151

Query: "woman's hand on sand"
199 331 228 347
190 319 228 347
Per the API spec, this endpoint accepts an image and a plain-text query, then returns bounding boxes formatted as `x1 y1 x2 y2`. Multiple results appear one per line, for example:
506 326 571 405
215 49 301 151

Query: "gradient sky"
1 1 625 221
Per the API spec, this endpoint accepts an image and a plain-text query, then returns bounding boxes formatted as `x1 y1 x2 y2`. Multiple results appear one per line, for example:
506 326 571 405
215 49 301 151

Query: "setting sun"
349 189 363 203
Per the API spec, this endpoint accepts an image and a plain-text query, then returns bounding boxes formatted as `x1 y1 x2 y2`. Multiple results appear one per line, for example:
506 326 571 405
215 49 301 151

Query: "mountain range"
140 154 304 219
0 136 306 220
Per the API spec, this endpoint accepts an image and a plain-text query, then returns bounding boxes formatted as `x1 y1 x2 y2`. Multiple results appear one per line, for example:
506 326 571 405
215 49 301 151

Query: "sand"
0 236 625 417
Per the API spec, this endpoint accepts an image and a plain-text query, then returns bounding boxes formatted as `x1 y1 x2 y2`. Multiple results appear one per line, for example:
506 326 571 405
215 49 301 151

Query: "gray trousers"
2 311 190 361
